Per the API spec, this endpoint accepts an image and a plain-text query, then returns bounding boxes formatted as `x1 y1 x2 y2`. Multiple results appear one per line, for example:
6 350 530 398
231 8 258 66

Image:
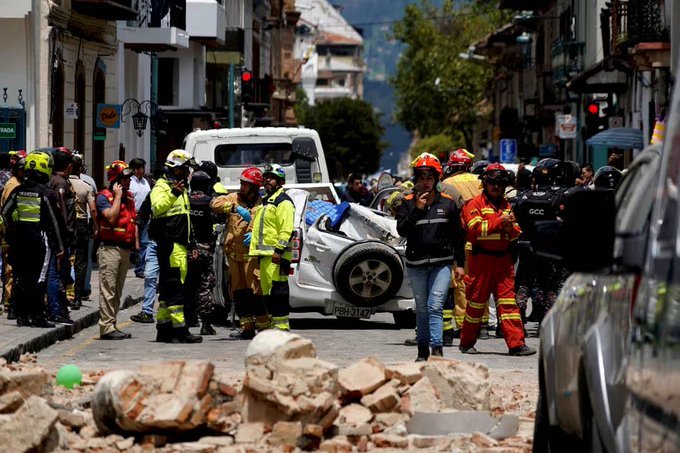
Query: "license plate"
332 302 371 319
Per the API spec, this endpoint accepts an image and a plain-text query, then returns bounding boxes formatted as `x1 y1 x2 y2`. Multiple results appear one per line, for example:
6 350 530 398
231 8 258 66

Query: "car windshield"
214 143 293 167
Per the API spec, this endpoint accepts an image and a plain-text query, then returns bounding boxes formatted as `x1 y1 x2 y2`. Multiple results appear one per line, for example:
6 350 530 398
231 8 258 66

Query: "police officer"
186 171 220 335
249 163 295 331
1 151 65 328
150 149 202 343
198 161 228 196
592 166 623 190
211 167 266 340
513 158 566 324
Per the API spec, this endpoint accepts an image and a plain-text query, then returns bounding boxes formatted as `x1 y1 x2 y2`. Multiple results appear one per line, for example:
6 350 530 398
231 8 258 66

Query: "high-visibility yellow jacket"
150 176 191 245
249 187 294 258
442 172 482 203
211 192 261 259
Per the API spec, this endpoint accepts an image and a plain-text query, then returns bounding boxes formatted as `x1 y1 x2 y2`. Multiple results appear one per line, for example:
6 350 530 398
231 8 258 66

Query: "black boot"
156 324 174 343
479 327 490 340
431 346 443 358
415 343 430 362
172 328 203 344
443 330 454 347
70 299 82 310
227 329 256 341
31 317 55 328
200 320 216 335
16 316 31 327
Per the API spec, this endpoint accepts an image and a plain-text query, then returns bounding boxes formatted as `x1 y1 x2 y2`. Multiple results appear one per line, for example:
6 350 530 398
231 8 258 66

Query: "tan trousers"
227 256 261 296
98 245 131 336
2 247 13 307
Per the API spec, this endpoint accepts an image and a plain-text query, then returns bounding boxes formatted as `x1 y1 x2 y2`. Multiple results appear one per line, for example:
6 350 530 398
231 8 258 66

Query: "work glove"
243 232 252 247
236 206 251 223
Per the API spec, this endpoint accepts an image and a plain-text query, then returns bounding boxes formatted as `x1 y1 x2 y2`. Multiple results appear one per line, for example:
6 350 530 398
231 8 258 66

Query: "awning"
566 57 631 94
585 127 644 149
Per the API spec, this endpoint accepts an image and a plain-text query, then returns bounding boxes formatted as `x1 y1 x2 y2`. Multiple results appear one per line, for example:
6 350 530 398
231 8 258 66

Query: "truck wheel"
333 242 403 307
392 310 416 329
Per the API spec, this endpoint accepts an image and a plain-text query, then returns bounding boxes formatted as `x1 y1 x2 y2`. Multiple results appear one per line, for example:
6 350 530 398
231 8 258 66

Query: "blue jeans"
141 240 159 314
47 250 72 317
406 265 451 348
135 223 149 276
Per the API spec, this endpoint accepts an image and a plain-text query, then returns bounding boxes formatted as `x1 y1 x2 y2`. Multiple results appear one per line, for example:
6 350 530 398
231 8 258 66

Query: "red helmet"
482 163 513 185
411 152 443 177
240 167 264 187
448 148 473 165
9 150 27 169
106 160 132 182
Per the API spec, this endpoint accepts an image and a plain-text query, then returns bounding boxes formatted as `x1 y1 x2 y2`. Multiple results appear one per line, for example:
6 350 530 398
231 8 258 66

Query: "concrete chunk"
338 357 386 397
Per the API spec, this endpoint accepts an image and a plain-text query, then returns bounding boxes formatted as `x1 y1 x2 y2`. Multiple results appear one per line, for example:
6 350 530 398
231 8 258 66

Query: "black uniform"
186 190 219 329
2 179 65 326
513 185 568 321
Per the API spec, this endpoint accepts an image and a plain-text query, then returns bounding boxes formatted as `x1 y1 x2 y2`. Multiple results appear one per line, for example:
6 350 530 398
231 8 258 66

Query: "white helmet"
165 149 192 168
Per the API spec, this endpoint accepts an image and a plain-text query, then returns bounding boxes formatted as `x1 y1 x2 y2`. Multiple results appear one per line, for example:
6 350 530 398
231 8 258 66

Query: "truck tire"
333 241 403 307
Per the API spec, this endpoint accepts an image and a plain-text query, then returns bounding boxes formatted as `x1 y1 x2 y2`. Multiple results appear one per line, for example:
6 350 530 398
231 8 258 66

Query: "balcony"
72 0 138 21
612 0 669 50
551 39 585 87
186 0 227 45
118 0 189 51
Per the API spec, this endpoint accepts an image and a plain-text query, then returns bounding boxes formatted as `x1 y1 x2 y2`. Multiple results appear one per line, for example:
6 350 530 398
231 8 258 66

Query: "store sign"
555 114 577 139
64 103 79 120
0 123 16 139
96 104 121 129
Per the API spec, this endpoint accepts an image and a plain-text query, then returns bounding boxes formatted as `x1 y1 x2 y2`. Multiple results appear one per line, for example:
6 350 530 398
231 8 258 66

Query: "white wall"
0 19 29 107
158 42 205 110
118 46 151 164
582 0 606 67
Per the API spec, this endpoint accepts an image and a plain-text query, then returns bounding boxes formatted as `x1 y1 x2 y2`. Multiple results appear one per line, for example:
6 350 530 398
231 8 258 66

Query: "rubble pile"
0 334 535 452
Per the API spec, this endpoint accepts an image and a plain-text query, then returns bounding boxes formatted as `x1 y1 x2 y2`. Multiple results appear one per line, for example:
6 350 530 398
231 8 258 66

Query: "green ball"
56 364 82 389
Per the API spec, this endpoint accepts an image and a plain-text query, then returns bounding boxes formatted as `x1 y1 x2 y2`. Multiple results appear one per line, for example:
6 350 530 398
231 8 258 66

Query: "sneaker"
115 330 132 339
50 315 74 325
135 272 145 279
509 345 537 356
459 346 478 354
227 329 256 341
82 290 91 301
200 324 217 336
69 299 82 311
479 327 490 340
100 331 130 340
16 317 31 327
130 312 154 323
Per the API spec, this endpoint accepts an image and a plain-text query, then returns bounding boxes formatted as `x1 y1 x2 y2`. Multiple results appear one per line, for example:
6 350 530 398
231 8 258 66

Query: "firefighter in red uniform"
459 163 536 356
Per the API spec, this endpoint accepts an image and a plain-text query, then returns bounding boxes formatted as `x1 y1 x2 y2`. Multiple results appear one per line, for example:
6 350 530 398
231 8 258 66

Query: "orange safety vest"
97 189 137 246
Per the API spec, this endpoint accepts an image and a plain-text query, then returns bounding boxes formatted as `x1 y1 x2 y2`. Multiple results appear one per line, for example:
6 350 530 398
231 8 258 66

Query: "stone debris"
0 330 535 451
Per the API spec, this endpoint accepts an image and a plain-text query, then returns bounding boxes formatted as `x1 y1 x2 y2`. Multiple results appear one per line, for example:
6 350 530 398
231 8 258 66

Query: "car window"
214 143 293 167
615 147 661 235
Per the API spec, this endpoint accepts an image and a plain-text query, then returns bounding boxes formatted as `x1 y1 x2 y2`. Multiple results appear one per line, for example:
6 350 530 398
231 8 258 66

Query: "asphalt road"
35 288 541 379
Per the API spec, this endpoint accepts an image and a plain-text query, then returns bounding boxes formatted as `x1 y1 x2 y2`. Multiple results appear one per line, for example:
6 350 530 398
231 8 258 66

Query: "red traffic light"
241 71 252 82
587 103 599 115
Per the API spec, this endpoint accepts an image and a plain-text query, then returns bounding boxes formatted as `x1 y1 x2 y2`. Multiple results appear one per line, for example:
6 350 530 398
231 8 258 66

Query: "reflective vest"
97 189 137 246
15 192 41 224
150 177 191 245
442 172 482 202
249 187 295 258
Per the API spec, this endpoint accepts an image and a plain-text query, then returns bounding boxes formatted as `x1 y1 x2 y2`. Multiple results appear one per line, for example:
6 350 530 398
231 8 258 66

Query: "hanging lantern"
132 110 148 137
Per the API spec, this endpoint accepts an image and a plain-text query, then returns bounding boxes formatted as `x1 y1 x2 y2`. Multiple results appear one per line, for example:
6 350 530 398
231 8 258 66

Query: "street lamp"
121 98 164 137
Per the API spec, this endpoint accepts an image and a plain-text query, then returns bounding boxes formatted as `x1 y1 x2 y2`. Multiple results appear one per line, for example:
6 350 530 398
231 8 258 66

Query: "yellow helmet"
25 151 54 181
165 149 192 168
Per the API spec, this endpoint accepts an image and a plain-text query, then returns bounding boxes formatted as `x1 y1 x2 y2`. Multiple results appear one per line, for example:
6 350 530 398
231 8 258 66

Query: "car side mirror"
531 189 615 272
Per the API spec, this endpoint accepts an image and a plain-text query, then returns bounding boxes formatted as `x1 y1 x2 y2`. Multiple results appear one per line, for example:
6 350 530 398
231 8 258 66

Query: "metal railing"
612 0 668 48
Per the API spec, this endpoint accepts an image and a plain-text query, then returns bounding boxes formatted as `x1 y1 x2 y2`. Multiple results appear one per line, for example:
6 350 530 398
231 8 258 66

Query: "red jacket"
98 189 137 246
463 193 521 253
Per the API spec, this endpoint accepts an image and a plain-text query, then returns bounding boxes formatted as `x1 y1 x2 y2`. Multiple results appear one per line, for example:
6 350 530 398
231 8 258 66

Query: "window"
157 58 179 106
214 142 293 167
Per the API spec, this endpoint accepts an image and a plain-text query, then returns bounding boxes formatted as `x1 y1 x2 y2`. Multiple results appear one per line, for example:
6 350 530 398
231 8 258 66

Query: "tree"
409 134 455 162
391 0 506 149
301 97 386 180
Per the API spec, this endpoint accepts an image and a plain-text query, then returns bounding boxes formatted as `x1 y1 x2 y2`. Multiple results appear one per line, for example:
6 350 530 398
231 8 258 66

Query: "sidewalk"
0 269 144 363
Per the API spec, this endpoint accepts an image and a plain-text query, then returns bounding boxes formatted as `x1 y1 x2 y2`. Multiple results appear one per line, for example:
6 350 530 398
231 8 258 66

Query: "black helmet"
471 160 489 175
593 166 622 189
198 161 219 182
517 168 532 189
190 170 212 192
533 158 562 186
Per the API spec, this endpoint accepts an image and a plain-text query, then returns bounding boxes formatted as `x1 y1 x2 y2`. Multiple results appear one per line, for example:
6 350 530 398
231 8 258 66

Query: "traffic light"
241 70 253 106
584 97 607 140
